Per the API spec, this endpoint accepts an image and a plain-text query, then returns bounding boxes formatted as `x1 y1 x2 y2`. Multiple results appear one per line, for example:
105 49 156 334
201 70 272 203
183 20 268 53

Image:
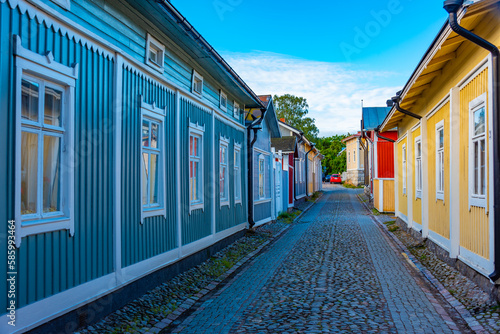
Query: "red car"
330 174 341 184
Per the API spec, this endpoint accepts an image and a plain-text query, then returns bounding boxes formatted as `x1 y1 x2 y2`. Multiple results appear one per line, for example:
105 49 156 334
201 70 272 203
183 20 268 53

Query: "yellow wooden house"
380 0 500 284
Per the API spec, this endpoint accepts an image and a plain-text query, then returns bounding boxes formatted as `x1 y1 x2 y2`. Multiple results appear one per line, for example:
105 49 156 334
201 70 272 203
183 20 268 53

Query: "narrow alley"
164 185 471 333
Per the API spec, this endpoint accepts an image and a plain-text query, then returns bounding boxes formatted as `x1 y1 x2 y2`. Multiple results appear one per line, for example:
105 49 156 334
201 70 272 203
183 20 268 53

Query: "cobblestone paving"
165 186 470 333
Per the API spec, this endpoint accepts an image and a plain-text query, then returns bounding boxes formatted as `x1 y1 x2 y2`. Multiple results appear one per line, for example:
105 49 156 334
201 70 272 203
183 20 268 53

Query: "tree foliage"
316 135 348 175
273 94 319 140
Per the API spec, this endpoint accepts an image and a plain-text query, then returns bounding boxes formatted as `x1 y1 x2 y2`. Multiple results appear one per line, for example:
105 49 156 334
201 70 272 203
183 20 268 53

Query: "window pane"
220 166 225 198
439 129 444 149
21 132 38 215
151 123 158 149
150 154 158 204
193 162 198 201
194 136 198 157
43 135 61 213
474 107 485 136
480 139 486 195
142 153 148 205
21 79 39 122
44 87 62 127
189 136 193 156
474 142 479 195
142 120 150 147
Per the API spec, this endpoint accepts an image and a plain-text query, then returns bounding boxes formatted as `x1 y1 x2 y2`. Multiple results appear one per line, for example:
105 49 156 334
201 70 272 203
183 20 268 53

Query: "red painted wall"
377 131 398 178
288 155 294 204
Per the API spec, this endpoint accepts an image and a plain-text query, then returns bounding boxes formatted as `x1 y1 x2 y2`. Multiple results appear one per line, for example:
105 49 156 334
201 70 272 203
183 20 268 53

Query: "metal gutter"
156 0 265 110
443 0 500 283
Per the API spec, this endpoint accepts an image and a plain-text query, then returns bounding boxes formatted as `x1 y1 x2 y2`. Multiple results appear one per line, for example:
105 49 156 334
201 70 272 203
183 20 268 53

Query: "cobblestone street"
164 185 472 333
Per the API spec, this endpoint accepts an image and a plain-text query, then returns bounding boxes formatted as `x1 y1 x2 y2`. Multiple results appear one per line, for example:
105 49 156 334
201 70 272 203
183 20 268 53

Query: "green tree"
274 94 319 140
316 134 348 175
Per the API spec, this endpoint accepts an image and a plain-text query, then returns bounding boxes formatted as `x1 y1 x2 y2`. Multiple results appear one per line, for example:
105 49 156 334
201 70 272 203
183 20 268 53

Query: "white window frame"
348 151 350 163
353 150 356 162
191 70 203 97
14 35 78 247
145 33 165 73
220 136 230 207
140 100 167 223
233 101 240 119
234 143 242 204
189 122 205 214
468 93 487 208
435 120 445 201
220 90 227 112
415 136 422 199
402 144 407 195
259 154 265 199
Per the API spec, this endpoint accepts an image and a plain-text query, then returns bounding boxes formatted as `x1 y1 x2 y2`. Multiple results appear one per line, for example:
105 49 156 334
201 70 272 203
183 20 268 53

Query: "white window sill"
415 191 422 200
17 217 74 247
469 196 486 209
220 200 230 209
146 59 164 74
141 207 166 223
189 202 204 215
254 198 271 205
436 192 444 201
235 200 242 205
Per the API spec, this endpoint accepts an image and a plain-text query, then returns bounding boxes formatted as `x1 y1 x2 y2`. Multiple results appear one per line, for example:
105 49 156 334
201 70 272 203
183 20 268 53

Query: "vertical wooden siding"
179 99 213 245
426 102 450 239
397 138 407 217
373 179 380 210
121 66 177 268
2 4 115 308
459 69 490 258
411 127 422 225
383 180 395 212
377 141 394 178
215 118 246 232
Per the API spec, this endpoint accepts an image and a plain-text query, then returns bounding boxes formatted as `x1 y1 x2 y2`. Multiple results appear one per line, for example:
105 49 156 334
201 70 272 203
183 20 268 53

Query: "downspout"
247 109 267 228
375 128 396 143
443 0 500 282
391 95 422 120
305 143 316 197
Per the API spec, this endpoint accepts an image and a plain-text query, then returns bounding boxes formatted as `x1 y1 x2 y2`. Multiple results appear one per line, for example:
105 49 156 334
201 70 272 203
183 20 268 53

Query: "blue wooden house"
245 95 281 227
0 0 266 332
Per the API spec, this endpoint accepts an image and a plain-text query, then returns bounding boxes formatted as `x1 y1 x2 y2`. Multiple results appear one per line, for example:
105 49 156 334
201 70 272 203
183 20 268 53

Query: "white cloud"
222 51 401 137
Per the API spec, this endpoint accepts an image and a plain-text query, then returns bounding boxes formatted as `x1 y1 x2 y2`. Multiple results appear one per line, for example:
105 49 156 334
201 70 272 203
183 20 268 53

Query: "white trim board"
459 247 493 278
428 230 451 253
254 217 272 228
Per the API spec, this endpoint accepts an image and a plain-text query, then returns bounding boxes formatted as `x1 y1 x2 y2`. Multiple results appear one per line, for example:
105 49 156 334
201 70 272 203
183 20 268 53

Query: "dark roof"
271 136 297 153
362 107 392 130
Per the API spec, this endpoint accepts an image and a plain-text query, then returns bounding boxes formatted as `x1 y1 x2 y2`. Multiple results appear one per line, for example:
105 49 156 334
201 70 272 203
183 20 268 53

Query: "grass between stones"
77 209 306 334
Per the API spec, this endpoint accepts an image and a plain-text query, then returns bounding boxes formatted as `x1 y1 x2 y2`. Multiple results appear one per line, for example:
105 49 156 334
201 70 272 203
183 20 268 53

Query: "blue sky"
171 0 449 136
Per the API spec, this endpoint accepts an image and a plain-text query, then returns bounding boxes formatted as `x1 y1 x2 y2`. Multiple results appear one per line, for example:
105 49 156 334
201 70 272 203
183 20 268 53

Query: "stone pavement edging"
142 193 324 334
356 194 488 334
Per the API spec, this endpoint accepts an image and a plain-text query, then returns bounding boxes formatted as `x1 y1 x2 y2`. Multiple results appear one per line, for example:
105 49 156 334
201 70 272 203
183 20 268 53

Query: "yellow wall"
427 102 450 239
397 137 407 218
411 126 422 225
383 180 395 212
459 68 490 258
373 179 380 210
345 137 364 171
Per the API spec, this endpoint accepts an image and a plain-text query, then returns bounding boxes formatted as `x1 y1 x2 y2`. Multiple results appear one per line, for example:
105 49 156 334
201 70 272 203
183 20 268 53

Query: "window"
259 155 265 199
191 70 203 96
220 137 230 206
402 144 407 195
233 102 240 119
145 34 165 73
234 144 242 204
14 35 77 247
220 90 227 111
436 121 444 200
415 137 422 199
189 122 204 213
348 152 350 163
141 100 166 222
469 93 487 207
